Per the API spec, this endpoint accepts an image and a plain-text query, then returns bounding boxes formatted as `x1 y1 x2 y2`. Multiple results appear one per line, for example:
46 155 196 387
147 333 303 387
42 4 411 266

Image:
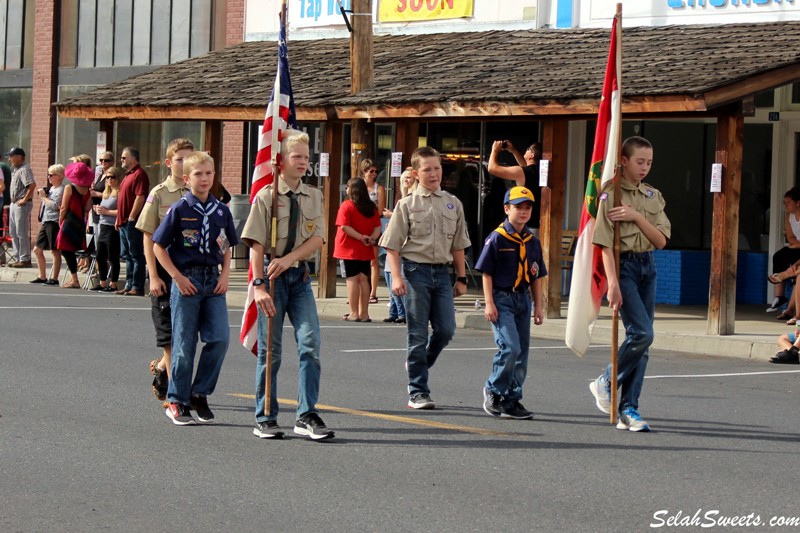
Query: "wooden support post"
349 0 374 179
319 122 343 298
540 120 568 319
204 120 224 196
707 113 744 335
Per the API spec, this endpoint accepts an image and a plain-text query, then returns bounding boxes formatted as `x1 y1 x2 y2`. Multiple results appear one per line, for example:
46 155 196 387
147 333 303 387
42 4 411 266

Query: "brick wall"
29 0 58 238
222 0 246 195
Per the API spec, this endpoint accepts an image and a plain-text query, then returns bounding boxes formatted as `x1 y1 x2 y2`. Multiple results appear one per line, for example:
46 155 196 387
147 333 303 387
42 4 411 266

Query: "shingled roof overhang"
55 21 800 122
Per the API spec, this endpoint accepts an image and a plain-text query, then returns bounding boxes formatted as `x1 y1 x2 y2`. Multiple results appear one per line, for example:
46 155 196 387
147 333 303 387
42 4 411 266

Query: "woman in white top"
359 158 385 304
767 187 800 318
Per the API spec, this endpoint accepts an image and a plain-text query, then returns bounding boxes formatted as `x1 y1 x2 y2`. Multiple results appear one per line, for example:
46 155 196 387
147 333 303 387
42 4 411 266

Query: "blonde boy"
152 151 237 425
136 138 194 402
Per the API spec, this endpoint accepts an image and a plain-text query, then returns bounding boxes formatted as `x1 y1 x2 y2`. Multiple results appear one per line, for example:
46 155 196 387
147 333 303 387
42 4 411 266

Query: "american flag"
240 8 298 355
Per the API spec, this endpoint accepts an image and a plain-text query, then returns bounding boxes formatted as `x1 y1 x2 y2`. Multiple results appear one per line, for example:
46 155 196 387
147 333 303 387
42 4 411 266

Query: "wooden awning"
55 21 800 121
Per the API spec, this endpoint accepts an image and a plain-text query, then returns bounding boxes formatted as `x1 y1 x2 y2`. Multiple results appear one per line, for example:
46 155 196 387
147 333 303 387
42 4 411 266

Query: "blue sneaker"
589 376 611 414
616 407 650 432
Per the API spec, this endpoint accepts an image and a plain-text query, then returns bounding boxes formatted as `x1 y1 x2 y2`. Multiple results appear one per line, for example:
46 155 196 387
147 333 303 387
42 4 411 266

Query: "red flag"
565 15 622 357
240 9 297 355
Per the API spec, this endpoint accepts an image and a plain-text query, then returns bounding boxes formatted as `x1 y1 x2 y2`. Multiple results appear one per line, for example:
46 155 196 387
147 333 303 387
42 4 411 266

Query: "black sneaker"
253 420 285 439
383 317 398 323
770 346 800 364
395 317 406 324
190 395 215 423
294 413 335 440
165 402 195 425
482 387 501 417
499 400 534 420
29 277 47 284
44 279 59 286
149 359 168 401
407 393 435 409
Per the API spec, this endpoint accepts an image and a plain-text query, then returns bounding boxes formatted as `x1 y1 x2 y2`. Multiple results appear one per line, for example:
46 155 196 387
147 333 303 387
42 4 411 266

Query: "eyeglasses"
105 175 116 179
100 158 113 163
120 156 127 160
47 173 57 176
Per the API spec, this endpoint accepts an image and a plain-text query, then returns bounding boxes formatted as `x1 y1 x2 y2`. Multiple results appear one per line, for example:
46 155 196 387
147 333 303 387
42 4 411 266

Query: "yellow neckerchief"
494 223 532 289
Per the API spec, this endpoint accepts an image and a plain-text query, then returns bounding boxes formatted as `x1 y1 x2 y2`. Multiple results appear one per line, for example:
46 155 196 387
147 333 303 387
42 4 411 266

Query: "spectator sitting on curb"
771 326 800 364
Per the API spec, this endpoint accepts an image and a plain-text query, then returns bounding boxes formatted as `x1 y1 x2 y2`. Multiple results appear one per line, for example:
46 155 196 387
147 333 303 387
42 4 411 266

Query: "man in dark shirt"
115 147 149 295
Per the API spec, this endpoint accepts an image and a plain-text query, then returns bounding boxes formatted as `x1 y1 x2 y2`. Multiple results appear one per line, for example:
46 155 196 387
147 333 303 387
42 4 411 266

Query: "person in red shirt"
115 147 150 296
334 178 382 322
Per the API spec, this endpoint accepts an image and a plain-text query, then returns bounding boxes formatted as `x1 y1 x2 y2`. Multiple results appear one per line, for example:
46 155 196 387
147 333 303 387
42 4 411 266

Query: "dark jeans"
119 221 145 291
96 224 120 282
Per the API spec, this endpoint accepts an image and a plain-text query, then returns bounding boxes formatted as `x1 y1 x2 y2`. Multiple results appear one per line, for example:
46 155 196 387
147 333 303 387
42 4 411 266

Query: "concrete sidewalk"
1 256 789 361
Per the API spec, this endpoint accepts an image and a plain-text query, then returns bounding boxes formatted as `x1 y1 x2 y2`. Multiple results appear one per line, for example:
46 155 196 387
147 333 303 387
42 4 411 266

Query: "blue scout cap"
504 186 535 205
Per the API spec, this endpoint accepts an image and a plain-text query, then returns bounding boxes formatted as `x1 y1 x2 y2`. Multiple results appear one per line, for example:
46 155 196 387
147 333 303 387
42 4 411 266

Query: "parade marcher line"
228 393 510 436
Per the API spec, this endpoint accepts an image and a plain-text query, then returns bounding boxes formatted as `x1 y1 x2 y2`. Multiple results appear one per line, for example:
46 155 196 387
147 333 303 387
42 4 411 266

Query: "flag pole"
265 0 288 417
609 3 623 425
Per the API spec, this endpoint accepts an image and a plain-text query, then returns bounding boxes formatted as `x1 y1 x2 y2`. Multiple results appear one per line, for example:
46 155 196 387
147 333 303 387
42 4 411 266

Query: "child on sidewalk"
136 138 193 402
589 136 671 432
475 186 546 420
241 129 334 440
379 147 471 410
152 151 238 425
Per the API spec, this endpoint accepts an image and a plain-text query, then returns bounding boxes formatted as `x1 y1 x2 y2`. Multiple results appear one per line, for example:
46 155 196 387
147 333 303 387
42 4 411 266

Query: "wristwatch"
253 278 266 287
456 276 468 285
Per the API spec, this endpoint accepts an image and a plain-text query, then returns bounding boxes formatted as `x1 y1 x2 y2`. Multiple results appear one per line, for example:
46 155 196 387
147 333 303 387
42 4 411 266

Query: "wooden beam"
350 0 373 94
703 63 800 109
395 119 419 168
707 114 743 335
319 122 344 299
55 106 330 122
540 120 569 319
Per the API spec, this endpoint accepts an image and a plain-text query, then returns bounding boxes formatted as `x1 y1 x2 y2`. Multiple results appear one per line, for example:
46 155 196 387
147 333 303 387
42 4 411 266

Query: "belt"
401 258 449 268
181 265 219 274
494 285 529 293
620 251 653 263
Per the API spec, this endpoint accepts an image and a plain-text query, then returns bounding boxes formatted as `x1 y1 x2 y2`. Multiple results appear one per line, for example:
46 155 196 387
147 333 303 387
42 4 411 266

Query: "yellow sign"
378 0 473 23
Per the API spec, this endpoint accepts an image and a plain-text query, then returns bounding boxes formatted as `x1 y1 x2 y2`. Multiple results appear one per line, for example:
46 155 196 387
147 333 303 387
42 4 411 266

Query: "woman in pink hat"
56 161 93 288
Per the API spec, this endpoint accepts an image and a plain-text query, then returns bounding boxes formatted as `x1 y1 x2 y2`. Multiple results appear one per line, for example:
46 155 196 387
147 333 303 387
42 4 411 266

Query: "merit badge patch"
646 189 655 198
182 228 200 248
447 203 454 210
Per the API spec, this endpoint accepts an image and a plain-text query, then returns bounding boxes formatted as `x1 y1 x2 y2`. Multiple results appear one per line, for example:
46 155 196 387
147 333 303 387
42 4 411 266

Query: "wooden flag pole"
264 0 288 417
609 3 623 425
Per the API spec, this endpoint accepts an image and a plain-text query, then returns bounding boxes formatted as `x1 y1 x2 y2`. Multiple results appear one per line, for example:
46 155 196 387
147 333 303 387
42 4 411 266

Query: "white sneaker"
589 376 611 414
767 296 788 313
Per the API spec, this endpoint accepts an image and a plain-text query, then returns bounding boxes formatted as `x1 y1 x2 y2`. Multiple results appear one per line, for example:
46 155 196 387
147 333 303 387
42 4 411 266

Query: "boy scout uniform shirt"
136 175 189 234
592 179 671 252
240 179 326 266
475 220 547 289
151 192 239 269
379 185 471 264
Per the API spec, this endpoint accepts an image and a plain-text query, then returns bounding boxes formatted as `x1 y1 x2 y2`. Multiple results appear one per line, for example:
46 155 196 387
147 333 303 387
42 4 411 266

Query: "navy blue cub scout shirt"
151 192 239 270
474 219 547 290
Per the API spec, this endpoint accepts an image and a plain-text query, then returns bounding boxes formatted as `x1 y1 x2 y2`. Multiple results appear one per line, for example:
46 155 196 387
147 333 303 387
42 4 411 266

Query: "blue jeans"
385 270 406 319
602 252 656 412
167 266 229 405
486 289 532 402
255 262 321 422
119 221 145 291
402 260 456 396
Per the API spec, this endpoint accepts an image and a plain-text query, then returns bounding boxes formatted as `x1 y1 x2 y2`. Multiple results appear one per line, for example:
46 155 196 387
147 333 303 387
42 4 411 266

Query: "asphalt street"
2 282 800 532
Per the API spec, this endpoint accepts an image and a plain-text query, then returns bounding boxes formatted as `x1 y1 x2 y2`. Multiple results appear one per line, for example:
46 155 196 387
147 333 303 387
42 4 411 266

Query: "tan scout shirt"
379 185 471 264
241 179 326 264
593 179 671 253
135 176 189 234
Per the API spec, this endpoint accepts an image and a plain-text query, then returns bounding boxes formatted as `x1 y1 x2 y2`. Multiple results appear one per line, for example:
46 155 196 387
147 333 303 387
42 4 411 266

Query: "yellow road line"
228 393 510 437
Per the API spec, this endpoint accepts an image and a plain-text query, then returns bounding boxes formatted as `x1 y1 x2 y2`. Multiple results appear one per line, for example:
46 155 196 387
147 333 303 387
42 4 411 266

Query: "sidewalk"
1 255 788 361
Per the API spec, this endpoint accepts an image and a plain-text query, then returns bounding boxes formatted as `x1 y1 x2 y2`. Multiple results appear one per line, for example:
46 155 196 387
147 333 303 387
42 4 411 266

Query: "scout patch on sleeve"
146 193 155 204
599 192 608 202
182 229 200 248
531 261 540 278
646 189 655 198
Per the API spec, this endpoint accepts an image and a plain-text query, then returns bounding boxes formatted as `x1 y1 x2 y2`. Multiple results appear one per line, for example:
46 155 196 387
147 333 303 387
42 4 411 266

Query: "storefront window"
116 121 205 187
0 87 32 152
56 85 101 164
